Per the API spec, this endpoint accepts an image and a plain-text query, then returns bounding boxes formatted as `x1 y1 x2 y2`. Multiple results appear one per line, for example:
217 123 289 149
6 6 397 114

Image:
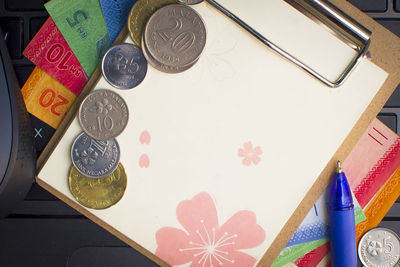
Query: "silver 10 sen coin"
71 132 120 179
102 43 147 89
143 4 206 73
358 227 400 267
79 89 129 141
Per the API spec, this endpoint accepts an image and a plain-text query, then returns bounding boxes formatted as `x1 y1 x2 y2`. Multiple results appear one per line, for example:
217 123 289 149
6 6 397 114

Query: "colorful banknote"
285 190 364 247
45 0 111 76
290 118 400 267
273 190 365 266
293 243 329 267
100 0 137 42
343 118 400 208
355 166 400 241
21 66 76 129
272 239 328 267
23 18 87 95
294 165 400 267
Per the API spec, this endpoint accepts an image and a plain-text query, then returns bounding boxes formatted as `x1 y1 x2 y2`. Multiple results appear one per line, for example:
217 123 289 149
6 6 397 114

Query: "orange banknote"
21 66 76 129
355 166 400 242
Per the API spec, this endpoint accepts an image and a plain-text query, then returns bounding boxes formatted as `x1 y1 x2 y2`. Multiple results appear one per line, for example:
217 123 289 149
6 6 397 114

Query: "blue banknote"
100 0 137 42
285 188 365 247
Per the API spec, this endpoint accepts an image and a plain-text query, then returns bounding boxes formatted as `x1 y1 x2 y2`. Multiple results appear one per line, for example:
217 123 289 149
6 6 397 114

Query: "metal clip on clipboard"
205 0 371 88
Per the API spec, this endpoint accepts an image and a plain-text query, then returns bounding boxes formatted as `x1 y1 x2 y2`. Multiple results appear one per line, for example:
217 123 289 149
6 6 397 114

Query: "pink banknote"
23 18 87 95
342 118 400 208
294 243 329 267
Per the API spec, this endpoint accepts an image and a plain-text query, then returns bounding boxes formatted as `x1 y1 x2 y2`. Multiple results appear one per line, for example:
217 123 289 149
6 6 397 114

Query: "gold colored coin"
68 163 127 210
128 0 178 46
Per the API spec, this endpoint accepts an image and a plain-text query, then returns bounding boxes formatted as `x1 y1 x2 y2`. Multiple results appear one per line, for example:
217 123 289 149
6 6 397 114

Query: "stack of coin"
69 89 129 209
128 0 207 74
128 0 178 47
68 0 208 209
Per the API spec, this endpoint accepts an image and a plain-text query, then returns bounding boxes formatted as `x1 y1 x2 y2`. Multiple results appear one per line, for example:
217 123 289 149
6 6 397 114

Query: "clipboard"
36 0 400 266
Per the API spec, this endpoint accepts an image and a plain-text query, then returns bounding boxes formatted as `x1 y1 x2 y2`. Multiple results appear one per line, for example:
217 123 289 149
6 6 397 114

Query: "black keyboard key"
69 247 159 267
348 0 387 12
377 113 397 133
24 183 58 201
29 114 55 157
396 0 400 12
378 20 400 37
0 17 23 59
30 17 48 40
5 0 46 11
14 65 35 86
384 85 400 108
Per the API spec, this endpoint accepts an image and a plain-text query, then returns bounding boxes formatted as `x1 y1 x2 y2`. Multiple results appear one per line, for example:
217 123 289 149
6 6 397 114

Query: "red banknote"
343 119 400 208
23 18 87 95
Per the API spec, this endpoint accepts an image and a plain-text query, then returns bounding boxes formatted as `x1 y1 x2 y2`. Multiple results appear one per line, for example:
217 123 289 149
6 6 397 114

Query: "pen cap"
329 171 354 210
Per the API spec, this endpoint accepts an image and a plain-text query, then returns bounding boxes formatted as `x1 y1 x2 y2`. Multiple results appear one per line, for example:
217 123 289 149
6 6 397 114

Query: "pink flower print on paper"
140 130 151 144
155 192 266 267
139 154 150 168
238 142 263 166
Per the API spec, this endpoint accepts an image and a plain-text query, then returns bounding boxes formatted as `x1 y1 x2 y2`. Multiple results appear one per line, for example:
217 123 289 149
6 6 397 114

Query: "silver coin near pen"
358 228 400 267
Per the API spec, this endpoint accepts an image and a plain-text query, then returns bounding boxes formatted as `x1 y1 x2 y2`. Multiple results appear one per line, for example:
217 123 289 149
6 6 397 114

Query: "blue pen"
329 161 357 267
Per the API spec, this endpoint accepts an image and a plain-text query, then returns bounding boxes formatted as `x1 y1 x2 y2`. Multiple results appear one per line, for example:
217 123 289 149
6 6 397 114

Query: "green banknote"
45 0 111 76
272 239 328 267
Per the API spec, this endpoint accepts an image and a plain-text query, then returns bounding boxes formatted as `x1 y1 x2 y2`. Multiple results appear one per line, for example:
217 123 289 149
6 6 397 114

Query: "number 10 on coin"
79 89 129 140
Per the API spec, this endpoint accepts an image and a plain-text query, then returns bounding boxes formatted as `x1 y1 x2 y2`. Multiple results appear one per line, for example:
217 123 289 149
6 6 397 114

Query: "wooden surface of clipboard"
35 0 400 265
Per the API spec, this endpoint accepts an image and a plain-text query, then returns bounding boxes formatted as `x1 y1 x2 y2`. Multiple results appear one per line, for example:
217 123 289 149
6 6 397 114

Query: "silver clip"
206 0 371 87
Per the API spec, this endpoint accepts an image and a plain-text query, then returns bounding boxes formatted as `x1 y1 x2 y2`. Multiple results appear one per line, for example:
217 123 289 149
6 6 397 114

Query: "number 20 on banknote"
21 67 76 129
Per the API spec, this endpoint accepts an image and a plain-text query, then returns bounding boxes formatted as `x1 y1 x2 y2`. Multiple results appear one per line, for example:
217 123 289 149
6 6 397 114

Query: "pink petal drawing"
155 192 265 267
155 227 193 266
140 130 151 144
176 192 219 235
139 154 150 168
219 210 266 250
238 141 263 166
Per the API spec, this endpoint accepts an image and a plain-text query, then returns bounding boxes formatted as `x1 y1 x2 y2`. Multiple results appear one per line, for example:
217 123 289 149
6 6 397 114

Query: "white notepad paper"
38 0 388 266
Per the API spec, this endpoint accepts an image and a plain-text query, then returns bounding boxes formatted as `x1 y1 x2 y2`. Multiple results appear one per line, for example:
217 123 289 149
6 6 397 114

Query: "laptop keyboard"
0 0 399 266
349 0 387 12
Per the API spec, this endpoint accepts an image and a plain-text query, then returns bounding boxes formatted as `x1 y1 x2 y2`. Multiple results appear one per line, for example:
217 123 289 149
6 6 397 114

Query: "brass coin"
68 163 127 210
128 0 178 47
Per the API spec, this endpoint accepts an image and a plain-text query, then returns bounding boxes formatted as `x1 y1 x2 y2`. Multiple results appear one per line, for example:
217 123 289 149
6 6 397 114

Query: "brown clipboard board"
35 0 400 265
